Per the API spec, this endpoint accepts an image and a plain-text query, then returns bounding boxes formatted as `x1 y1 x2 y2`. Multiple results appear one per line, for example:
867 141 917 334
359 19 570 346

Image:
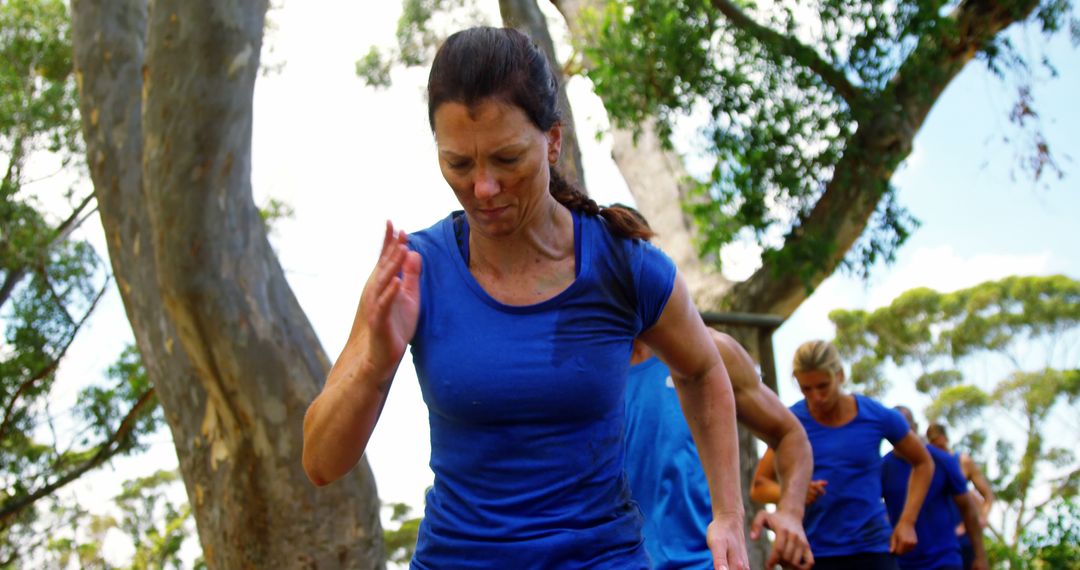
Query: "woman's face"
432 99 561 238
794 369 844 417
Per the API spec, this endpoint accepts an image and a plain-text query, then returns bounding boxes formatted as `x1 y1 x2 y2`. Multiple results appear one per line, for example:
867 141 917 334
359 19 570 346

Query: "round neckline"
802 394 860 429
441 210 590 314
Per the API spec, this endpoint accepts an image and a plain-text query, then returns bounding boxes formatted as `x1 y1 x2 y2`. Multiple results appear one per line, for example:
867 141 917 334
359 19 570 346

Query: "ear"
546 122 563 165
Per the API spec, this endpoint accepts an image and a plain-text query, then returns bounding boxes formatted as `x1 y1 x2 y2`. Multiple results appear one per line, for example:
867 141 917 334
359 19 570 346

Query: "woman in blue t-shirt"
301 26 750 570
754 340 934 570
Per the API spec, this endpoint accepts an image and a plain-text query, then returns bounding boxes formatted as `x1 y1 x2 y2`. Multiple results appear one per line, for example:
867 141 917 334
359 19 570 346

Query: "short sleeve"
632 240 677 332
941 453 969 497
877 401 911 444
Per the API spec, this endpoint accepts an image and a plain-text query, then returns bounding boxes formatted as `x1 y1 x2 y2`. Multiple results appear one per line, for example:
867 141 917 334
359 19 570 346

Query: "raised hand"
353 220 421 378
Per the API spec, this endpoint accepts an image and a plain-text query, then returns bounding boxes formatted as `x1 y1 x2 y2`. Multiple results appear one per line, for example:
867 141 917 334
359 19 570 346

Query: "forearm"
750 476 782 505
675 361 744 520
772 426 812 518
302 340 398 485
959 494 988 562
899 460 934 525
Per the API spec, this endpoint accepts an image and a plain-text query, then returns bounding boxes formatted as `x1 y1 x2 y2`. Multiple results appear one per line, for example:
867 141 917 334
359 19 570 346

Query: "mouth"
476 205 510 218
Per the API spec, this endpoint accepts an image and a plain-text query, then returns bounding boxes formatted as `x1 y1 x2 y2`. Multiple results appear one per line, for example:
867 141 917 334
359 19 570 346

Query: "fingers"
370 228 409 305
402 251 422 299
749 510 769 540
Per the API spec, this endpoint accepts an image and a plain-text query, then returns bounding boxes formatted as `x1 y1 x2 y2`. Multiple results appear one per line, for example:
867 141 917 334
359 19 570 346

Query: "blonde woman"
753 340 933 570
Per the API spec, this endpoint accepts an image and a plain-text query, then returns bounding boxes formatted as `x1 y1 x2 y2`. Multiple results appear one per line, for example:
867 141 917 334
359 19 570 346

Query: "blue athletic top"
406 210 677 569
882 444 968 570
623 357 713 569
792 395 909 558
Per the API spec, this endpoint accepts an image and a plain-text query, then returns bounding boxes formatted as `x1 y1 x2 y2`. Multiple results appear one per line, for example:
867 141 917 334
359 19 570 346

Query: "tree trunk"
70 0 383 567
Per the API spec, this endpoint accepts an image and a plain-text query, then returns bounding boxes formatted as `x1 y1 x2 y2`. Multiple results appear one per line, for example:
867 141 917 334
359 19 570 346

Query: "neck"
814 393 855 425
469 198 573 274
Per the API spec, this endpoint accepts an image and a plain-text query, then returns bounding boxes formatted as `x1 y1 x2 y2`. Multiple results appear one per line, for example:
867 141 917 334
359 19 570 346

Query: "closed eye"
495 155 521 165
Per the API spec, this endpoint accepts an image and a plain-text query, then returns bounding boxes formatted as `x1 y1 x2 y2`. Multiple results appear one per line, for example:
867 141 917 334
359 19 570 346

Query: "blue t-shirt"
406 210 677 569
792 395 910 557
882 445 968 570
623 357 713 569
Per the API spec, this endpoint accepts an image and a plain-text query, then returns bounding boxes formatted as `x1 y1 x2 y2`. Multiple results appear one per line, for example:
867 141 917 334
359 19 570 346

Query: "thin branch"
709 0 861 105
0 388 156 528
50 193 98 246
0 193 97 310
0 278 111 442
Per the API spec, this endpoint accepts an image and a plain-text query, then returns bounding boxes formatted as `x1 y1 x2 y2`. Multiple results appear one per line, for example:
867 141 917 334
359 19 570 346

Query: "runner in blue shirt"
302 26 750 570
927 423 995 570
882 407 988 570
753 340 935 570
624 330 814 570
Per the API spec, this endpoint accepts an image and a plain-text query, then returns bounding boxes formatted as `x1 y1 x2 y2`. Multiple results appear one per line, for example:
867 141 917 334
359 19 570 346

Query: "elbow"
302 450 340 487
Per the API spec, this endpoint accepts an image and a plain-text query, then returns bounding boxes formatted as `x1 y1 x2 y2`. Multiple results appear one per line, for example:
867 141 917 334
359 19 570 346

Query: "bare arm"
302 223 421 486
640 272 748 570
954 491 989 570
962 453 995 523
750 448 782 505
716 330 812 522
889 433 935 555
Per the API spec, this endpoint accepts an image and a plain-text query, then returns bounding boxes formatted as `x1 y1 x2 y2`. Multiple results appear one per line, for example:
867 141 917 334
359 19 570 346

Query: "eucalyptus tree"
0 1 167 564
830 274 1080 557
70 0 382 567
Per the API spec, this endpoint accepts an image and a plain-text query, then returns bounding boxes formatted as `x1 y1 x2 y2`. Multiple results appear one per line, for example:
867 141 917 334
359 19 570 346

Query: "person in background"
927 423 995 570
752 340 934 570
882 407 989 570
301 26 749 570
624 328 814 570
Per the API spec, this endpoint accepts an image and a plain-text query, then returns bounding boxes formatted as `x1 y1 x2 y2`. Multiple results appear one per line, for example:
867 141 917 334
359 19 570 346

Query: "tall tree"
70 0 383 567
0 0 165 563
830 274 1080 558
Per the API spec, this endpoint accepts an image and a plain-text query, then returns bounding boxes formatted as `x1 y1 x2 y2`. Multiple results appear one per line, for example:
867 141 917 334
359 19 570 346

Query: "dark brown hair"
427 26 652 240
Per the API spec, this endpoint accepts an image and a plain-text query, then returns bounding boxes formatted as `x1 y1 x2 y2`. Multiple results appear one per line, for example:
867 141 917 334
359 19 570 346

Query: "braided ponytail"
549 167 655 240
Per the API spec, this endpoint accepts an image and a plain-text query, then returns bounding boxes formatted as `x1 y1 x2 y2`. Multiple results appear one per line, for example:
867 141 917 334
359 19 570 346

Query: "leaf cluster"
356 0 492 88
582 0 1075 277
829 274 1080 544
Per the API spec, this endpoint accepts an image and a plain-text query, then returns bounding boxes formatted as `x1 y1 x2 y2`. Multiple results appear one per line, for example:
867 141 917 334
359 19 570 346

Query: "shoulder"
407 212 456 256
928 445 956 466
855 394 895 419
856 395 908 437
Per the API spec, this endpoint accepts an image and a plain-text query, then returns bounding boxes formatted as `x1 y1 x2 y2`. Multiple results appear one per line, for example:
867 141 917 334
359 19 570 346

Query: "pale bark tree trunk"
70 0 383 567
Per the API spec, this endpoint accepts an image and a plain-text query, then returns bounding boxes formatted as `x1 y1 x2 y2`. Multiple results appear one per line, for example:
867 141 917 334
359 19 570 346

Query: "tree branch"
0 278 111 442
0 388 156 528
0 192 97 310
727 0 1041 316
709 0 861 105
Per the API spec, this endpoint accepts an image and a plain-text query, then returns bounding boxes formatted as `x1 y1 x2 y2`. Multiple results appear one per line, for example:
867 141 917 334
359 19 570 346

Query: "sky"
33 0 1079 563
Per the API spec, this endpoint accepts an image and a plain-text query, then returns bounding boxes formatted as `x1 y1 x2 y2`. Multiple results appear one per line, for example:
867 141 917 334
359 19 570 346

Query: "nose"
473 168 501 200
